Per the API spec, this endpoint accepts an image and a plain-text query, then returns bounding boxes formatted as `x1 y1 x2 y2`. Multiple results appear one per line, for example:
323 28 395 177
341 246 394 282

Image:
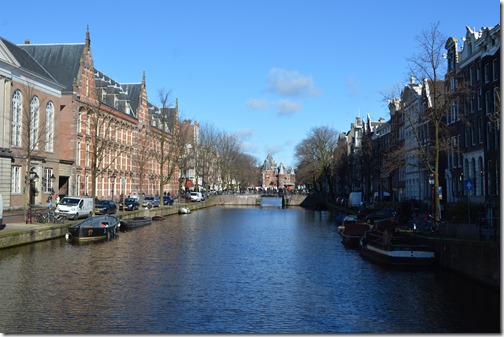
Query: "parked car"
141 196 161 208
364 208 398 225
163 195 174 206
190 192 202 202
94 200 117 215
119 197 140 211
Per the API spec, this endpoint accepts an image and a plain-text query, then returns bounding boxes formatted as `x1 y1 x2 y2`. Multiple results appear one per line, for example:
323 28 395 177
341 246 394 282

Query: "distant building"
261 154 295 191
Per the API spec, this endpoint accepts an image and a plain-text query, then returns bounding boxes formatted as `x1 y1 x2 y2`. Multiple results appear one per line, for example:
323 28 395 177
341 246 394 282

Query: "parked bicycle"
418 214 444 234
34 210 65 224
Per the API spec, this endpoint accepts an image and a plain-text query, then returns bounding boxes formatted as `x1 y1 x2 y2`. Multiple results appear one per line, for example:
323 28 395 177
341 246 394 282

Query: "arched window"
478 118 483 143
77 110 82 134
30 96 40 150
45 101 54 152
11 90 22 147
478 157 484 196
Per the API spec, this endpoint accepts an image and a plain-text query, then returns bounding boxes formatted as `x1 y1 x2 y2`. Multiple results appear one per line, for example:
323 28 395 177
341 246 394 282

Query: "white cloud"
233 128 255 140
346 77 363 97
267 67 319 97
246 98 269 110
276 99 301 116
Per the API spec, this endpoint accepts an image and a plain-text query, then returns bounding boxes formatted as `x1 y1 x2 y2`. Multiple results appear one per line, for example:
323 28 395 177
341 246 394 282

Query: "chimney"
24 39 30 44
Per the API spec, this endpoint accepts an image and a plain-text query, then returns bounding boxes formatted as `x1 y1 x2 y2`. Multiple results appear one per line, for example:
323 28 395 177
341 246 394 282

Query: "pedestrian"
47 195 53 209
55 195 60 206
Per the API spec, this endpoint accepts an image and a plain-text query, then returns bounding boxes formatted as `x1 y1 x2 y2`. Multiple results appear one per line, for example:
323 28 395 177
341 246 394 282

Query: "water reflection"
0 206 499 333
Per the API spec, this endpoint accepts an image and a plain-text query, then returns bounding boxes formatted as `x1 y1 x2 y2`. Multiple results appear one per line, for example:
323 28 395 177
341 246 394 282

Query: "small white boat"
178 207 191 214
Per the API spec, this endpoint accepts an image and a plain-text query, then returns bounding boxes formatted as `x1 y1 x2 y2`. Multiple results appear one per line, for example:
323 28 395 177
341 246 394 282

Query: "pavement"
0 208 54 234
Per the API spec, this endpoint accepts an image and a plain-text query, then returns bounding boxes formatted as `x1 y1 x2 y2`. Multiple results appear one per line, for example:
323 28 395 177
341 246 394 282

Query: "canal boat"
359 229 435 267
65 215 120 242
120 216 152 230
152 215 165 221
340 217 370 247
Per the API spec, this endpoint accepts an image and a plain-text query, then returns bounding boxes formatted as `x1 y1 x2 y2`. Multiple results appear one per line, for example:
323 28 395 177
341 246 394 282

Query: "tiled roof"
18 43 84 93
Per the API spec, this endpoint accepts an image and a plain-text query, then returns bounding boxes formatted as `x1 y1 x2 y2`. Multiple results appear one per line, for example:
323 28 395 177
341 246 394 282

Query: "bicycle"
421 215 444 234
46 211 66 224
34 211 48 223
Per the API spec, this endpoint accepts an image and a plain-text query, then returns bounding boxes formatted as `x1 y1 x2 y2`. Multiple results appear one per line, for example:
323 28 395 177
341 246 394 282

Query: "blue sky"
1 0 499 167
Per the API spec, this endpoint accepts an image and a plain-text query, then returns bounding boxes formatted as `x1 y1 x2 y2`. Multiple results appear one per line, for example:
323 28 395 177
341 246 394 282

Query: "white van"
55 196 94 220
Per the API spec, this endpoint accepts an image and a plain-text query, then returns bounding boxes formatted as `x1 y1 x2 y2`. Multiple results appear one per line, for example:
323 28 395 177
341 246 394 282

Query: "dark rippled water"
0 202 499 333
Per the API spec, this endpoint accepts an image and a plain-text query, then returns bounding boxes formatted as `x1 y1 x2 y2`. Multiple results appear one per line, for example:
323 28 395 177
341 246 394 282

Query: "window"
76 141 81 165
478 118 483 143
484 63 490 83
30 96 39 150
43 168 54 193
76 175 81 196
77 111 82 134
493 59 499 81
85 143 90 167
11 166 21 194
469 65 474 84
45 101 54 152
86 113 91 135
494 90 499 114
471 121 476 145
476 61 481 81
485 91 492 114
11 90 22 147
450 103 457 123
486 122 492 150
477 88 482 110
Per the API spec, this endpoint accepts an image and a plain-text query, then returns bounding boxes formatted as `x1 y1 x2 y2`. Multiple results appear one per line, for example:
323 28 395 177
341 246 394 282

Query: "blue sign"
464 179 474 191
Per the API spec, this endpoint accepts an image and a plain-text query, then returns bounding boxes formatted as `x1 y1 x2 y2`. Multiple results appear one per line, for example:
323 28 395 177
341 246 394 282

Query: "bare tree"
294 126 340 198
87 109 121 202
198 122 220 190
154 89 178 196
405 22 449 221
215 131 240 191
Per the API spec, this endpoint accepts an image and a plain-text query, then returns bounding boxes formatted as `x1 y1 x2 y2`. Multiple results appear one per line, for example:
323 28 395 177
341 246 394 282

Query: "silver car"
141 196 161 208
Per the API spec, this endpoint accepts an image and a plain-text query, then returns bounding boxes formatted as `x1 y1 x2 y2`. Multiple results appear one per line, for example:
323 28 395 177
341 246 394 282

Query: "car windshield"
61 198 80 205
125 198 137 203
144 197 154 201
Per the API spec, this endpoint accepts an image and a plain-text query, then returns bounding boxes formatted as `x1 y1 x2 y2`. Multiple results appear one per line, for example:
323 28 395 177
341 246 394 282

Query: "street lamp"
110 173 116 199
429 173 435 216
26 167 39 224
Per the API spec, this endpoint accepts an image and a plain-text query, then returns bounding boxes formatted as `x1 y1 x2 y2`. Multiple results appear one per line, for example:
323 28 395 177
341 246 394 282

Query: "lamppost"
110 173 116 200
26 167 39 224
429 173 435 216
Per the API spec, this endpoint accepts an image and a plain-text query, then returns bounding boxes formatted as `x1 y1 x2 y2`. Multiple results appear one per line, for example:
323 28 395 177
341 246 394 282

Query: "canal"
0 201 499 333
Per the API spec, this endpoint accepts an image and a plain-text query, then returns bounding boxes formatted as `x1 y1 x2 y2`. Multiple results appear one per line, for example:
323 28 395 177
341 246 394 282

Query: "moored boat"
66 215 120 242
120 216 152 230
151 215 165 221
340 218 370 247
359 229 435 267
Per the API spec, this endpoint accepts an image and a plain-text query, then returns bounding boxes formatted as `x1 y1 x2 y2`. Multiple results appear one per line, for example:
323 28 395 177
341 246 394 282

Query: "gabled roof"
18 43 85 93
0 37 58 83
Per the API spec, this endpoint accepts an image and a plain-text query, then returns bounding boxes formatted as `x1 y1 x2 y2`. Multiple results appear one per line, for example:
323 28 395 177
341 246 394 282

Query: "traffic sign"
464 179 474 191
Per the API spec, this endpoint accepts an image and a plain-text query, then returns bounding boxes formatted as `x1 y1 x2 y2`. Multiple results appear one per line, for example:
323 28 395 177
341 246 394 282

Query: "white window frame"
11 90 22 147
11 166 21 194
30 96 39 151
45 101 54 152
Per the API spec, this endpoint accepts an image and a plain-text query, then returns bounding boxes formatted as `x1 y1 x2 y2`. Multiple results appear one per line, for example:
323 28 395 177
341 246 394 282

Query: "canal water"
0 201 499 333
